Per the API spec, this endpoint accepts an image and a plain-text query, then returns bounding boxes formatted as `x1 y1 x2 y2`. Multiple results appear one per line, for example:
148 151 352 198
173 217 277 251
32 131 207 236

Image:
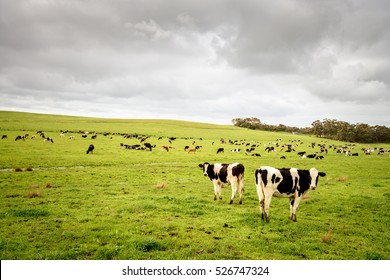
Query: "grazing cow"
15 135 25 141
255 166 326 222
86 144 95 154
306 153 317 158
161 145 174 152
2 135 7 139
315 155 324 160
187 147 197 153
216 148 224 154
144 143 155 151
44 137 54 143
199 162 245 204
265 146 275 152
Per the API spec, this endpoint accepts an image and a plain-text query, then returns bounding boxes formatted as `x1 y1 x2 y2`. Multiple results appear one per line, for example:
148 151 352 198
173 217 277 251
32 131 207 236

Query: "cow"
2 135 7 139
144 143 155 151
15 135 25 141
306 153 317 158
255 166 326 222
86 144 95 154
161 145 174 152
265 146 275 152
44 137 54 143
199 162 245 204
187 147 197 153
216 148 224 154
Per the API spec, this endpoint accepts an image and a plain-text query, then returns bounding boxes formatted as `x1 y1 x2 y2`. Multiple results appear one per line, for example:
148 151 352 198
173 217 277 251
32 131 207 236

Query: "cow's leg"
238 176 244 204
229 179 237 204
264 194 273 222
256 183 265 220
212 180 219 201
289 198 295 220
217 182 223 200
290 195 302 222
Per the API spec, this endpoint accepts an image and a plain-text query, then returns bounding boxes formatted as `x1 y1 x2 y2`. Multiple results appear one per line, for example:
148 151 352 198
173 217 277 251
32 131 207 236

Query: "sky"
0 0 389 127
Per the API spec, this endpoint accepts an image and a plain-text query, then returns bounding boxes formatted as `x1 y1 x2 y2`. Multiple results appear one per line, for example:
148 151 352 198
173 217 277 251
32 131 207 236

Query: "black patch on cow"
276 169 294 194
260 169 268 187
255 169 260 185
206 164 218 180
297 170 311 195
271 174 276 184
232 164 244 178
292 177 298 193
218 164 229 183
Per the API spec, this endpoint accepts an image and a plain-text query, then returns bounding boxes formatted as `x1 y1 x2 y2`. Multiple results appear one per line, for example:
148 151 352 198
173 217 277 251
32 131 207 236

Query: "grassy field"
0 111 389 260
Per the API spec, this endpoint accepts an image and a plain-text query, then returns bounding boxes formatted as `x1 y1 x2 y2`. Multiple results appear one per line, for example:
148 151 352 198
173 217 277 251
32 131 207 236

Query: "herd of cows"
3 130 389 222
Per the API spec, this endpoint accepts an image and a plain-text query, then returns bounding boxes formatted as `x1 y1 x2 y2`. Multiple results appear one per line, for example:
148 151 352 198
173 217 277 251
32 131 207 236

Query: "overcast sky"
0 0 389 127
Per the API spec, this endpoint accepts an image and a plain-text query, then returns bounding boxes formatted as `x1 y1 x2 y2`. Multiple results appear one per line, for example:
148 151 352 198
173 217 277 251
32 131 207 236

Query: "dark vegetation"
232 117 390 143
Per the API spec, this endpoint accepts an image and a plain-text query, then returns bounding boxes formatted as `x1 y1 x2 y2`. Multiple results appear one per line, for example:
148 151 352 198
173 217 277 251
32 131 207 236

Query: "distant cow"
86 144 95 154
144 143 155 151
2 135 7 139
265 146 275 152
187 147 197 153
15 135 25 141
306 153 317 158
44 137 54 143
216 148 224 154
199 162 245 204
255 166 326 222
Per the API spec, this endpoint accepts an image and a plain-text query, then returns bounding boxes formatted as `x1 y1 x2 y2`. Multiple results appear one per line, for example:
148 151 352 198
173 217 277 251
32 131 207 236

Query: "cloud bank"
0 0 389 127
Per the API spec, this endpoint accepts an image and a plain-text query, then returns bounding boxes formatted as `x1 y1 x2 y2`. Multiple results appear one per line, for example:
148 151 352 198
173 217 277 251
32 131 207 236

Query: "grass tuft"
155 181 167 189
336 177 348 182
321 228 333 244
26 191 41 198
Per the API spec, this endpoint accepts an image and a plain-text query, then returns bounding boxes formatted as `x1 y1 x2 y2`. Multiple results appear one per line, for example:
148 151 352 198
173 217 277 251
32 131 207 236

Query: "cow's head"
309 168 326 190
198 162 210 176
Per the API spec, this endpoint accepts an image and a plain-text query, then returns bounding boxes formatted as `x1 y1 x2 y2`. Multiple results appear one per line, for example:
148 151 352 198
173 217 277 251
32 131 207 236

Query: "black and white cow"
199 162 245 204
255 166 326 222
86 144 95 154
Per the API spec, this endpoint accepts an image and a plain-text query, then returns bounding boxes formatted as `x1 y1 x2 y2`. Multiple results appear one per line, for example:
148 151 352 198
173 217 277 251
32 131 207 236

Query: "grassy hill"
0 111 389 260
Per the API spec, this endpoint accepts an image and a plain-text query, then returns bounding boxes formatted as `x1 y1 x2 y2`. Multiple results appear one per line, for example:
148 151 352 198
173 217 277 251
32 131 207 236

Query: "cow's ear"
319 172 326 177
198 164 204 168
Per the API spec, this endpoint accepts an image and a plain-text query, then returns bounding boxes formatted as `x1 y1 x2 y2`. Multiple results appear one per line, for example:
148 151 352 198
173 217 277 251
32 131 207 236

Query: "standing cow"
199 162 245 204
255 166 326 222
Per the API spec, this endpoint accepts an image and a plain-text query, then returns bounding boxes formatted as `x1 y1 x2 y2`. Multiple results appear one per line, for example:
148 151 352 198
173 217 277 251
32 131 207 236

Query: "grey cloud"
0 0 389 127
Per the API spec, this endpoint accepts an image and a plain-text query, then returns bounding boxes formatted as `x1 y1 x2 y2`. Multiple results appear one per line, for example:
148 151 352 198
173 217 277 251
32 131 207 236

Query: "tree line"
232 117 390 143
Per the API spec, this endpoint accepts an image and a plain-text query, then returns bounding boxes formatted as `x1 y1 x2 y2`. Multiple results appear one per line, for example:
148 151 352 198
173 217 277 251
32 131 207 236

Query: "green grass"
0 111 389 260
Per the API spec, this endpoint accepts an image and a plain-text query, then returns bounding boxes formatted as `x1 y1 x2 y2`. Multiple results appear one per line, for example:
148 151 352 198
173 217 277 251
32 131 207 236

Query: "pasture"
0 111 389 260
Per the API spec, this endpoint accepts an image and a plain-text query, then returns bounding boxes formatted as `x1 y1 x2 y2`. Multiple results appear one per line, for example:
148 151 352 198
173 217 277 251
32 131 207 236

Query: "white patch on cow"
309 168 319 190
